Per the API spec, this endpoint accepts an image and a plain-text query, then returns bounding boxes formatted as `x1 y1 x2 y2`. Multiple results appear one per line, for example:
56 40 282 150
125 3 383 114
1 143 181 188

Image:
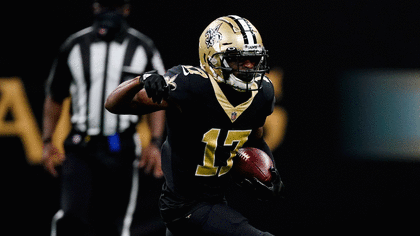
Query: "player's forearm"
105 78 143 114
42 96 63 141
147 110 166 141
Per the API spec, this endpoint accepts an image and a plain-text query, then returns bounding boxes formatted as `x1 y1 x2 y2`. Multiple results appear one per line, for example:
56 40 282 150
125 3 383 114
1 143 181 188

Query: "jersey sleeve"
263 76 276 116
164 65 192 104
45 42 72 103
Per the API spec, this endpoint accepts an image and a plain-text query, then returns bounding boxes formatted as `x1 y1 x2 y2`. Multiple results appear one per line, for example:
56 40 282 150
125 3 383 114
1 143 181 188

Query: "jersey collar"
209 77 258 123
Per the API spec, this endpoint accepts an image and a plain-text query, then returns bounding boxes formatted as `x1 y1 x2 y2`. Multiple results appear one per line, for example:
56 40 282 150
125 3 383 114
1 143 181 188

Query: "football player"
106 15 283 236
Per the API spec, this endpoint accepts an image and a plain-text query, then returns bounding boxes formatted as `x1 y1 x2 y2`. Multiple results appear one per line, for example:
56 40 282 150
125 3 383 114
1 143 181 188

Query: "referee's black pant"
53 131 137 236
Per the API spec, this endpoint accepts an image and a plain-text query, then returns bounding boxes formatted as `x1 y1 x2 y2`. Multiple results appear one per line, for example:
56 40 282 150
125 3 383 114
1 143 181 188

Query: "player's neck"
219 82 252 107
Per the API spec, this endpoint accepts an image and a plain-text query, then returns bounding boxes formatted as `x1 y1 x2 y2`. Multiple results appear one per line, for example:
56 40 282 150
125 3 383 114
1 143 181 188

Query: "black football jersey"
159 65 275 221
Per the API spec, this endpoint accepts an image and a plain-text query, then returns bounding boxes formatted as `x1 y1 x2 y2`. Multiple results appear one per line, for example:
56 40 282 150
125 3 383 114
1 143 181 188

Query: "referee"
42 1 165 235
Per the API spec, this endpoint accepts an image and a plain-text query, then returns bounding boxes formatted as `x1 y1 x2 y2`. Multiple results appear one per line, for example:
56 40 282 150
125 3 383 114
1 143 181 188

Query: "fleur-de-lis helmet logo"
205 23 223 48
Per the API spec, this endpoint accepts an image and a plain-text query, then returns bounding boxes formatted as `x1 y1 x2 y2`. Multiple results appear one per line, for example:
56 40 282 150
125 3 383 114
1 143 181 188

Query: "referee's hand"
138 143 163 178
42 143 65 177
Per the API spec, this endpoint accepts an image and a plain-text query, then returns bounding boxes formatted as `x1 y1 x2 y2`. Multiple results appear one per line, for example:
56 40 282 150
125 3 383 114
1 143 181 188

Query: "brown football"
232 147 274 183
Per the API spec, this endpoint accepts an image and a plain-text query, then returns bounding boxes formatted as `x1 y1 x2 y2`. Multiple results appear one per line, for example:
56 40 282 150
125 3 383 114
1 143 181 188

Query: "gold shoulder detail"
181 66 209 79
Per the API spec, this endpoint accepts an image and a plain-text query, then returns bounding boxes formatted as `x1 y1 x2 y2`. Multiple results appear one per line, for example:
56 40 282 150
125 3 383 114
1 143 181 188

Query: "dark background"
2 0 420 234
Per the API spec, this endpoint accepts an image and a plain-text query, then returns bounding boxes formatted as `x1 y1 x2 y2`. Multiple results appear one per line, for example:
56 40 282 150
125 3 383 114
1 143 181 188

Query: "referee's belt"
68 130 135 152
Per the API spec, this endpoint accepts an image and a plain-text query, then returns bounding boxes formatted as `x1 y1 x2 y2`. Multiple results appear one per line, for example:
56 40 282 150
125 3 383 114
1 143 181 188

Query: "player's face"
226 56 260 82
227 57 257 70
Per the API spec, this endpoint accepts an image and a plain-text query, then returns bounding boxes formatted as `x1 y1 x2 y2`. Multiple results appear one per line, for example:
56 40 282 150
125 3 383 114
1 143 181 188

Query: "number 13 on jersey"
195 128 252 177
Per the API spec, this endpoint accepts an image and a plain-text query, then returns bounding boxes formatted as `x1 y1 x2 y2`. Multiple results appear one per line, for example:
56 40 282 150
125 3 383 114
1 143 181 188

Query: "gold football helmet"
199 15 269 91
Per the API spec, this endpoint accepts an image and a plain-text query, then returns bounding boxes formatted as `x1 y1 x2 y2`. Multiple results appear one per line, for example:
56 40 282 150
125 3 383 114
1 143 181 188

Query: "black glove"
140 70 169 104
235 167 284 201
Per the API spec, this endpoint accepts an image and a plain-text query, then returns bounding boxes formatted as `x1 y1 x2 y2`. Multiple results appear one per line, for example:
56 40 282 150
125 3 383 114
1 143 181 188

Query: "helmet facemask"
209 46 269 92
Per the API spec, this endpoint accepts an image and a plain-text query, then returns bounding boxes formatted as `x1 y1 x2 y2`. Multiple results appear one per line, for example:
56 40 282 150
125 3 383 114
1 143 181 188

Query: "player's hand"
139 70 169 104
236 167 284 201
42 143 65 177
257 167 284 199
138 143 163 178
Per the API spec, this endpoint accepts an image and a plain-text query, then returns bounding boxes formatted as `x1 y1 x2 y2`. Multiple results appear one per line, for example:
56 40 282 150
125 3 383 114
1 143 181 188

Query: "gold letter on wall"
0 78 43 163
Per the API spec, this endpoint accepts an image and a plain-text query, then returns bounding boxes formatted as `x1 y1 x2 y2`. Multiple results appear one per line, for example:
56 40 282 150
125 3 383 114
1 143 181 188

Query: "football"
232 147 274 184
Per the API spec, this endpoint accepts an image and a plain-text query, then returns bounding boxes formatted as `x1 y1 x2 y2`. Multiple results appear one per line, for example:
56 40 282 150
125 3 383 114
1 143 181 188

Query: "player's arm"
105 71 170 115
244 127 284 199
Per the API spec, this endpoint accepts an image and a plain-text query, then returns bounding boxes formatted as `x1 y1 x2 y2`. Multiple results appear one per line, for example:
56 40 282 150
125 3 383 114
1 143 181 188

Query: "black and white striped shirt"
46 24 165 136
